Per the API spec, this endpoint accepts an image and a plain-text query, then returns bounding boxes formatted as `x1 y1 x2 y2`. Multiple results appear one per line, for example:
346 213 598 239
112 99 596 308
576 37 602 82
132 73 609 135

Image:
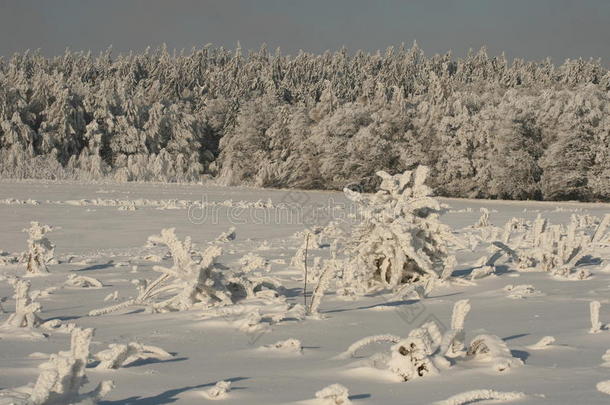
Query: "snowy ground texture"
1 179 610 404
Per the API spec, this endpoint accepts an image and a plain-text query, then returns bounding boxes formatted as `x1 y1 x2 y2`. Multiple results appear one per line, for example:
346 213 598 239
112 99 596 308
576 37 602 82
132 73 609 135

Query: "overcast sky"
0 0 608 66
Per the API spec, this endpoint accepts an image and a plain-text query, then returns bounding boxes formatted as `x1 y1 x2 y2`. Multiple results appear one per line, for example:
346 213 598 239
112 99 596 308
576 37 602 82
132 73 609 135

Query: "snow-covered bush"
314 384 351 405
22 222 55 274
201 381 231 400
261 338 303 354
388 325 441 381
90 228 232 315
466 334 523 372
596 380 610 395
489 214 593 280
503 284 542 299
95 342 172 369
2 279 42 329
225 253 283 302
65 274 104 288
434 389 527 405
342 167 458 294
0 328 113 404
338 300 521 380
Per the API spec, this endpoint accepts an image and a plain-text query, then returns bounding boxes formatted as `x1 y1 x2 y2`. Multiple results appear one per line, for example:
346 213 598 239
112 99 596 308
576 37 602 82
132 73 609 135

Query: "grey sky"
0 0 608 66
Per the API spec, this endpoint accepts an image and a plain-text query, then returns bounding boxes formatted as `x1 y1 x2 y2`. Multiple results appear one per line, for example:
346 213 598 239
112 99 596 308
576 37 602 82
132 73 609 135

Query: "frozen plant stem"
590 301 602 334
303 233 310 309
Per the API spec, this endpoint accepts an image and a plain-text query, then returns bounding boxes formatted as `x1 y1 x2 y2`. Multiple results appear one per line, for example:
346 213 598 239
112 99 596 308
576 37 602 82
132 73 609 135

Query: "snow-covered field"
1 179 610 404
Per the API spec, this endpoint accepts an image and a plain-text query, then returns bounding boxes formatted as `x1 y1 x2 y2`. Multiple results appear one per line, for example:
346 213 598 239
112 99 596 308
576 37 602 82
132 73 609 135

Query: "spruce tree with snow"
342 166 458 294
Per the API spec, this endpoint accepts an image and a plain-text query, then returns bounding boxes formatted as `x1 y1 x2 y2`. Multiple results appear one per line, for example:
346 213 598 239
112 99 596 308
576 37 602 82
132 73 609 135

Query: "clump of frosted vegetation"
94 342 172 369
342 167 458 294
434 389 527 405
489 214 597 280
90 228 284 316
338 300 522 381
90 228 232 315
22 222 55 274
0 279 74 338
597 380 610 395
216 226 236 242
65 274 104 288
314 384 351 405
2 279 43 329
261 338 303 354
200 381 231 400
0 328 113 404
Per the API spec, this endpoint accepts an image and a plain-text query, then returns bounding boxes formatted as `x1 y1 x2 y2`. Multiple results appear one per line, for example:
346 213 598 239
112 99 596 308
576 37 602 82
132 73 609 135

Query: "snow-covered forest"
0 44 609 201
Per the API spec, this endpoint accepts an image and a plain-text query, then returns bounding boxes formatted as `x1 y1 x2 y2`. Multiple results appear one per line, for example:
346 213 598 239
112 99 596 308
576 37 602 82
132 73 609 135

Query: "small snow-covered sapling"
23 222 55 274
3 279 42 328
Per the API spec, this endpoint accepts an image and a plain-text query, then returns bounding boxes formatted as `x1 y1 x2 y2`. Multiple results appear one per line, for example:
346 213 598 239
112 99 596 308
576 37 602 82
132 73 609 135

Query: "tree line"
0 44 608 201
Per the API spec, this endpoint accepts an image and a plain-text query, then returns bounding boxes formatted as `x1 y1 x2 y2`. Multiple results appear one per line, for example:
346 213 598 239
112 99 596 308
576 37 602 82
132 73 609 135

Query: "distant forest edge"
0 44 609 201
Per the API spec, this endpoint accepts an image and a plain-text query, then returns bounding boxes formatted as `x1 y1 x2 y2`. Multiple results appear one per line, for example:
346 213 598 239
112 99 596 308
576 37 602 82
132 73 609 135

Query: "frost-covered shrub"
490 214 593 279
338 300 521 380
225 253 283 302
342 167 458 294
90 228 232 315
388 327 440 381
0 328 113 404
466 334 523 372
597 380 610 395
314 384 351 405
2 279 43 329
22 222 55 274
261 338 303 354
201 381 231 400
434 389 527 405
65 274 104 288
95 342 172 369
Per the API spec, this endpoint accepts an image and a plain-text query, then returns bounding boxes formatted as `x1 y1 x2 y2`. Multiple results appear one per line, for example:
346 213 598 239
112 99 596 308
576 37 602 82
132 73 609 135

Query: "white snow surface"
1 180 610 404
